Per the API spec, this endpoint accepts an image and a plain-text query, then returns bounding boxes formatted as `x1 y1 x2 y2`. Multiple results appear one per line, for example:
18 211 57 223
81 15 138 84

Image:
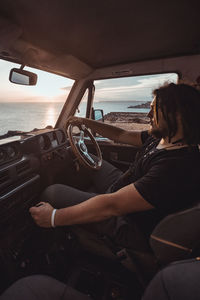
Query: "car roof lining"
0 0 200 79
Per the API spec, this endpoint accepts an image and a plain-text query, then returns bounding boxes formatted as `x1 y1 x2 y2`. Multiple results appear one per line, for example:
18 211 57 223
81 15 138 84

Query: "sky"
0 60 74 102
0 59 177 102
94 73 177 101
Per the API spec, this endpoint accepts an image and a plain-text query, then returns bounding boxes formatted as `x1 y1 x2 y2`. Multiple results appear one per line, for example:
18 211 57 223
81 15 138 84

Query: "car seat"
150 203 200 265
142 258 200 300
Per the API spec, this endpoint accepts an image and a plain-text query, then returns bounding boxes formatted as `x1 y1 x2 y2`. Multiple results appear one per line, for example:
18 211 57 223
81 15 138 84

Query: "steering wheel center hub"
80 143 87 152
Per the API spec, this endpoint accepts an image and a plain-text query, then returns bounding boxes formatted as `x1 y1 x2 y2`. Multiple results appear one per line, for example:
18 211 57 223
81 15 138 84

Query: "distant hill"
128 101 151 109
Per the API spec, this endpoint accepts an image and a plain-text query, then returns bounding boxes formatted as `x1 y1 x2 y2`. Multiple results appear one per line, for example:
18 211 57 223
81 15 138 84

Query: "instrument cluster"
37 129 66 152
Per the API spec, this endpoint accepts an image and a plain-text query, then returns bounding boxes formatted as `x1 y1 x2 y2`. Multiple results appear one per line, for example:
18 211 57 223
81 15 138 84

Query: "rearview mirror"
9 68 37 85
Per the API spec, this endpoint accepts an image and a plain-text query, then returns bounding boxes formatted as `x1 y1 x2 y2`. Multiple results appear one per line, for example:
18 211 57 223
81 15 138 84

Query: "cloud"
94 73 177 101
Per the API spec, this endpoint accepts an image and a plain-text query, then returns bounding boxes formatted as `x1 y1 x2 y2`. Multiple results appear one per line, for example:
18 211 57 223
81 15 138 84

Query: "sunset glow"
0 60 74 102
44 106 57 125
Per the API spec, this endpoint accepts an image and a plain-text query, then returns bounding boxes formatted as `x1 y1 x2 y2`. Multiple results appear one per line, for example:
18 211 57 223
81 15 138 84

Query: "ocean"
0 101 149 135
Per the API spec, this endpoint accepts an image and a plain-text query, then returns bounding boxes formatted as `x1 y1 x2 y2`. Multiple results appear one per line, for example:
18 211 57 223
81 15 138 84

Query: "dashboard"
0 129 68 190
0 128 69 253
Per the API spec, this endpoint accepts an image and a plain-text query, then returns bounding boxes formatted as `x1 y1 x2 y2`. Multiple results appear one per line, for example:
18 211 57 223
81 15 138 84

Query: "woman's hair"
153 82 200 144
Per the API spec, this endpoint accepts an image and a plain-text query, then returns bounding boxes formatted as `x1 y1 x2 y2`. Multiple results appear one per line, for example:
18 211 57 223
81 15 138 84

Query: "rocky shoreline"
104 112 149 124
128 101 151 109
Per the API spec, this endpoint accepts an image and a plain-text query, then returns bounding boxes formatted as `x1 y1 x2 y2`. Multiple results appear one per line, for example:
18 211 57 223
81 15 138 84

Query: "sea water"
0 101 149 135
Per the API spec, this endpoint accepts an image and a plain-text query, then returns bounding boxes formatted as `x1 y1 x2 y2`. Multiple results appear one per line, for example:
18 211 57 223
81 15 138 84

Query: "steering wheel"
67 123 102 170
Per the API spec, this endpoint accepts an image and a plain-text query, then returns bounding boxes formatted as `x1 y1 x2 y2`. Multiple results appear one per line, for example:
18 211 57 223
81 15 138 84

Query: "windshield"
0 59 74 136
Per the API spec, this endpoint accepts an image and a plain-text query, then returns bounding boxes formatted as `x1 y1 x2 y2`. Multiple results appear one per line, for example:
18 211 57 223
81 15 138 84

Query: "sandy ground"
104 112 150 131
105 121 150 131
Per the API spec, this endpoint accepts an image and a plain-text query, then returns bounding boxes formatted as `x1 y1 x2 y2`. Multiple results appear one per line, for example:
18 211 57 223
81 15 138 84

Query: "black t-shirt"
111 132 200 236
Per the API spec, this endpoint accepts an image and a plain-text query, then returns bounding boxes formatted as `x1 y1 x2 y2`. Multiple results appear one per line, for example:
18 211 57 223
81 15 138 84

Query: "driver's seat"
150 203 200 265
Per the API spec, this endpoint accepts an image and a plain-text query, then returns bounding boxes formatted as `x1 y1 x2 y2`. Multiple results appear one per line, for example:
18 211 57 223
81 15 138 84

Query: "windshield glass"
0 59 74 136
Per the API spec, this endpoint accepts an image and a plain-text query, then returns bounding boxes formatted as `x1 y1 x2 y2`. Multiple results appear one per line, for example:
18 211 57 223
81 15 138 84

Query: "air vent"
0 170 10 185
16 161 30 175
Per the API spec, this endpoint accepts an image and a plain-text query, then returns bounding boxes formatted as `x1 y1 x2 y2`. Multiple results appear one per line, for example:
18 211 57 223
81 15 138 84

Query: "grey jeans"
41 159 149 253
0 275 91 300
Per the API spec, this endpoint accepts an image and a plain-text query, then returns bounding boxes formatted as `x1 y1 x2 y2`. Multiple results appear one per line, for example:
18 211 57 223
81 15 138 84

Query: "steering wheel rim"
67 123 102 170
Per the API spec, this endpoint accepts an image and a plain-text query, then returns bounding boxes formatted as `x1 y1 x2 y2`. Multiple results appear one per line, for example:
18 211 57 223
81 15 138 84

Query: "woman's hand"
29 202 54 228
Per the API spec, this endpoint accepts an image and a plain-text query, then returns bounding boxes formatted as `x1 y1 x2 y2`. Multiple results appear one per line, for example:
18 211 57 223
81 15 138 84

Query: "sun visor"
49 54 93 80
15 49 93 80
0 17 92 80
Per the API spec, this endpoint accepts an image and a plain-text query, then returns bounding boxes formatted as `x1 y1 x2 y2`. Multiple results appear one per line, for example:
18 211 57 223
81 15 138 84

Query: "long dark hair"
153 83 200 144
